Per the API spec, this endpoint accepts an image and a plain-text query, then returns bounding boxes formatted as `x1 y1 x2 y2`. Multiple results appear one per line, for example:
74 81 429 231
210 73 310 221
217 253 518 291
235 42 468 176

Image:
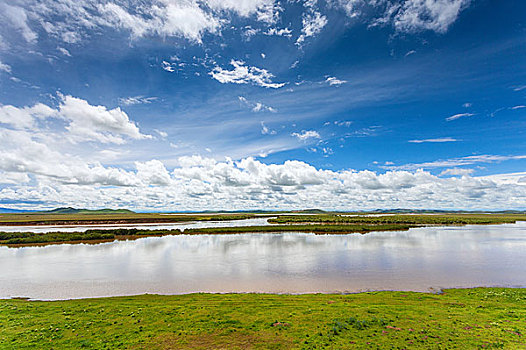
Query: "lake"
1 222 525 300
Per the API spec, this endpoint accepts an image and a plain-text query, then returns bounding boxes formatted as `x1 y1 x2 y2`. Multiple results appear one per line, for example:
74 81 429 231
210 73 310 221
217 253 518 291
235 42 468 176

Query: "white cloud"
253 102 276 112
0 61 12 73
207 0 281 24
409 137 459 143
0 3 38 43
61 31 81 44
239 96 277 112
58 47 72 56
0 94 151 144
2 0 283 47
296 10 328 45
0 103 56 129
260 122 276 135
325 77 347 86
210 60 285 88
0 128 140 186
162 61 176 72
446 112 474 121
385 154 526 171
511 105 525 110
264 27 293 37
154 129 168 138
391 0 470 33
440 168 474 177
1 154 526 211
334 120 352 127
119 96 158 106
336 0 470 34
136 159 172 185
292 130 321 141
58 95 152 144
99 2 221 43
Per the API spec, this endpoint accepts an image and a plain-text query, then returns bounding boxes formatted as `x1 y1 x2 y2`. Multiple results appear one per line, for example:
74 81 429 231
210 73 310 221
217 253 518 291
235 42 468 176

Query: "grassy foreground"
1 288 525 349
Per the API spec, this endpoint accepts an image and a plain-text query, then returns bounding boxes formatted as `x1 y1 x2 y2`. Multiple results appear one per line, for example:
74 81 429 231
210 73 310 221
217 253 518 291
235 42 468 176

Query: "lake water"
0 217 273 233
1 222 525 300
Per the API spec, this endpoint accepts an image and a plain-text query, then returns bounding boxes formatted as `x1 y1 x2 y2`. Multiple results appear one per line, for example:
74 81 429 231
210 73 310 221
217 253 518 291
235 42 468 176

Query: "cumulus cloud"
1 154 526 211
0 103 56 129
58 95 152 144
292 130 321 141
409 137 459 143
0 129 140 186
0 94 151 144
446 112 474 121
210 60 285 88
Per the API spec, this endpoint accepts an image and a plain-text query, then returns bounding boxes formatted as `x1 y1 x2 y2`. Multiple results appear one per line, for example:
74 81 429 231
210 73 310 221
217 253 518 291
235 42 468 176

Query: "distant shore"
1 213 524 247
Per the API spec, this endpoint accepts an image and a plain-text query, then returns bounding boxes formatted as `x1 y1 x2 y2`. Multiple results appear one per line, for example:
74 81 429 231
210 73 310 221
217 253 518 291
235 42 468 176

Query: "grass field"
0 224 412 245
1 288 525 349
268 214 526 226
0 213 258 226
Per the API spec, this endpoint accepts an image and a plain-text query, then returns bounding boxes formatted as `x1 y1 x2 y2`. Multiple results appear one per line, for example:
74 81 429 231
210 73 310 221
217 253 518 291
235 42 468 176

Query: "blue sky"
0 0 525 211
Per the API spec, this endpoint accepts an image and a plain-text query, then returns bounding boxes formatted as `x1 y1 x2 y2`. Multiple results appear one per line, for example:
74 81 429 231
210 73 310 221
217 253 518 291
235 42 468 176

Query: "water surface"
0 217 272 233
1 222 525 300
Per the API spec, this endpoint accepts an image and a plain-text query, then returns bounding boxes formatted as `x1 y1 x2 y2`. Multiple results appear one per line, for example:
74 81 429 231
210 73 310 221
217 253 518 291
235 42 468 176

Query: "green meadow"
1 288 525 349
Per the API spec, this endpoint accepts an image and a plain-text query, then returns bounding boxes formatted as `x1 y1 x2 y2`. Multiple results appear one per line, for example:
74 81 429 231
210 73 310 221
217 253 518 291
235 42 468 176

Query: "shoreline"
2 219 525 247
5 285 526 302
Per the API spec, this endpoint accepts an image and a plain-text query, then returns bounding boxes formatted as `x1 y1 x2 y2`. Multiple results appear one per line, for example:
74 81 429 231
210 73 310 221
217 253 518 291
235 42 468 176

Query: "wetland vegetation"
1 213 525 246
1 288 525 349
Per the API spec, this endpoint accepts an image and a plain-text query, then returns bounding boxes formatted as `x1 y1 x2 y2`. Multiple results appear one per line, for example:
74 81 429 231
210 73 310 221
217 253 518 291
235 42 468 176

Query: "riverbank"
0 224 412 246
1 288 524 349
0 213 258 226
2 212 526 246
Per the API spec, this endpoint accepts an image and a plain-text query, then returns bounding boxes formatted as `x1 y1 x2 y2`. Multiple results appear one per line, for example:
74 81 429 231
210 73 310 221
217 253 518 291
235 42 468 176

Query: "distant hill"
39 207 135 214
292 209 327 214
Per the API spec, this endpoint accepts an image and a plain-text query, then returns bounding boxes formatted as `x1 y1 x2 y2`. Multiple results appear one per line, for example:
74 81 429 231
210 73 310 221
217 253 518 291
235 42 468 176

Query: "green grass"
1 213 524 246
0 213 257 225
1 288 525 349
268 214 526 226
0 225 411 245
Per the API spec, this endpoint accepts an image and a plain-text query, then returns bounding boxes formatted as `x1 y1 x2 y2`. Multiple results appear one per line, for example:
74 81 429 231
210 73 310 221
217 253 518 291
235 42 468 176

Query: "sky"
0 0 525 211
